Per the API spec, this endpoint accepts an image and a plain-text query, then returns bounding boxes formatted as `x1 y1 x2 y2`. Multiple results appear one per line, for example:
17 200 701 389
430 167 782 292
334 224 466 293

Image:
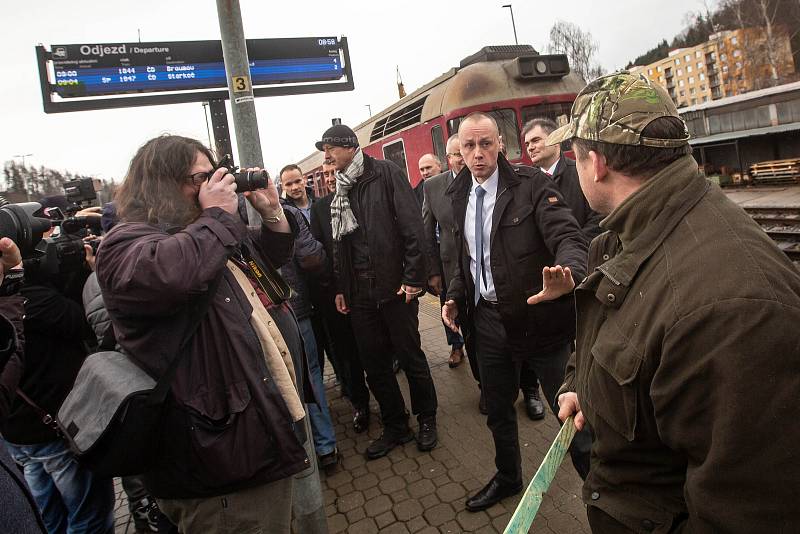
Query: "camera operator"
96 135 311 533
1 219 115 533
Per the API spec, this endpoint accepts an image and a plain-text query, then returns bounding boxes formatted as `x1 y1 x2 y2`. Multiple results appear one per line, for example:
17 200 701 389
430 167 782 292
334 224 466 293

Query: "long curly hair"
115 135 216 226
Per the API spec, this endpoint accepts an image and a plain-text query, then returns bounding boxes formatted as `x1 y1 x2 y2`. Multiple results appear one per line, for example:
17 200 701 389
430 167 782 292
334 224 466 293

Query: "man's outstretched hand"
527 265 575 305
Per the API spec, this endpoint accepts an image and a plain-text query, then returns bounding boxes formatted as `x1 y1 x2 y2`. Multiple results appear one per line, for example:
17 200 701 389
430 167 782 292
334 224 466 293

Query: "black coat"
2 282 93 444
279 203 326 321
550 157 603 240
334 154 429 303
446 154 588 358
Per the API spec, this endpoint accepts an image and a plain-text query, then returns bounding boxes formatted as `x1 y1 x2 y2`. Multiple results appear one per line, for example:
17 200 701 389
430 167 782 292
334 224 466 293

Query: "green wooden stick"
503 417 578 534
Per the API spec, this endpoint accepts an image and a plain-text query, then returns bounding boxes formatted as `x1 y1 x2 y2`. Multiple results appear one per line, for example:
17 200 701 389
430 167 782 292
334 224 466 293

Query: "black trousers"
474 299 591 485
349 278 438 431
316 290 371 408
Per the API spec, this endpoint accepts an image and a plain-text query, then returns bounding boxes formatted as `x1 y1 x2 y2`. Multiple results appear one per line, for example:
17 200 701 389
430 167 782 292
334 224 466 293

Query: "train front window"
447 109 521 161
488 109 521 161
521 102 574 127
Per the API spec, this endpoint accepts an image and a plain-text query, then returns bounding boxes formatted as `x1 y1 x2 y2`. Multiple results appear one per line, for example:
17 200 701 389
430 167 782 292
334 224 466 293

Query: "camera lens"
233 170 269 193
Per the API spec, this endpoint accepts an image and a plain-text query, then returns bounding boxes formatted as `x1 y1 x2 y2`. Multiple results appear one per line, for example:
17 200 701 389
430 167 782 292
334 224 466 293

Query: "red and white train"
297 44 585 196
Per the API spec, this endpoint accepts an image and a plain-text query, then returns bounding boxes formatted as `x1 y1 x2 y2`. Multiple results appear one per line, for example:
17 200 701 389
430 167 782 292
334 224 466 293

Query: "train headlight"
535 60 548 75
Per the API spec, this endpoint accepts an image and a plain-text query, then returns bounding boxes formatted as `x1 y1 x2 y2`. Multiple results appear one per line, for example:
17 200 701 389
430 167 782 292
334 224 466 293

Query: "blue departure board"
49 38 344 98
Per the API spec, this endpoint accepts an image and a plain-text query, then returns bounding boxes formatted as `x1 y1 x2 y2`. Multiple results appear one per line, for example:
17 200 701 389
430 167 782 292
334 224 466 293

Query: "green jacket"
562 155 800 533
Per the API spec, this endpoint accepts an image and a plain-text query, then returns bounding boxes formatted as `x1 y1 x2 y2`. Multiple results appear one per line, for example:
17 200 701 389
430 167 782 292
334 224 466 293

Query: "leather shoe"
448 347 464 368
353 406 370 433
478 389 488 415
365 428 414 459
523 388 545 421
465 475 523 512
318 448 339 474
416 416 438 451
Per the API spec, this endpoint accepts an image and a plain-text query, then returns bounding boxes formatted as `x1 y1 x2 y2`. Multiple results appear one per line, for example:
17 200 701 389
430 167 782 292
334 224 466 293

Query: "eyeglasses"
186 171 213 186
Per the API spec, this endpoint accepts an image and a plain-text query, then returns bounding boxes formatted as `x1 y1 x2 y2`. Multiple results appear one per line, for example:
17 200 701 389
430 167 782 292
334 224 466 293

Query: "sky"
0 0 704 184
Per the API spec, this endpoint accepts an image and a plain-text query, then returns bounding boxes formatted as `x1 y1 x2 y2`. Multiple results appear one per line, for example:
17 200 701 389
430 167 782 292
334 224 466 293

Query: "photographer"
1 217 115 534
96 135 310 533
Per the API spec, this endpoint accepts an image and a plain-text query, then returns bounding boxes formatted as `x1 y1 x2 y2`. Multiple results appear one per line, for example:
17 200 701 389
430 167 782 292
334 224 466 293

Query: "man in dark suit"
310 163 372 433
515 118 604 424
523 118 603 239
423 135 478 388
442 112 590 512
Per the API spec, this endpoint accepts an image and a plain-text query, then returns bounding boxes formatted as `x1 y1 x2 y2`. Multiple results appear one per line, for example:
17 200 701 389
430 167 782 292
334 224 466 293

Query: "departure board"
49 37 343 98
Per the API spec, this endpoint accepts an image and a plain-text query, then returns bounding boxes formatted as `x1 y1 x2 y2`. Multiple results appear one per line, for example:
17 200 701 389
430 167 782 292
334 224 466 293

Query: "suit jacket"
446 154 588 359
550 157 603 240
422 170 459 286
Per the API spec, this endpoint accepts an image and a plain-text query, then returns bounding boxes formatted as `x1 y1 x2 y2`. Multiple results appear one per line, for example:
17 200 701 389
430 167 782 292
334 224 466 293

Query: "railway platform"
725 184 800 262
112 294 589 534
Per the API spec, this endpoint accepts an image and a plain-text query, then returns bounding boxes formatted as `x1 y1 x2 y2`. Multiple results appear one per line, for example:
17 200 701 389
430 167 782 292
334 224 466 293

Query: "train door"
382 139 410 179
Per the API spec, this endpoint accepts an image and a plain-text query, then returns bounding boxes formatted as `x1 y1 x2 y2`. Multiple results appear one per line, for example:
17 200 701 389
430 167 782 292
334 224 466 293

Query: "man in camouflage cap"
553 72 800 532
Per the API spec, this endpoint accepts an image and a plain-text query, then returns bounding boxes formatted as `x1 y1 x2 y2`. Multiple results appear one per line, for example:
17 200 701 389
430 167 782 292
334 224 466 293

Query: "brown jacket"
562 155 800 533
96 207 310 499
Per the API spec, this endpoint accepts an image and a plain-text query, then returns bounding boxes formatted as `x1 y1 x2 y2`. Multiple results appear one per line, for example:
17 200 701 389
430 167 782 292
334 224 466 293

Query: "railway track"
743 206 800 262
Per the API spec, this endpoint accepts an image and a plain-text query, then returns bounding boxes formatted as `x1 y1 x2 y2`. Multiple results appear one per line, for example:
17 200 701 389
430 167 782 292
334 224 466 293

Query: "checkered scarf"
330 149 364 241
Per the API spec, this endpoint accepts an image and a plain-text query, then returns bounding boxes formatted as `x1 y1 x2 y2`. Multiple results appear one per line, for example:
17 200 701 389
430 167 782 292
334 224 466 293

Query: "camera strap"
234 244 292 306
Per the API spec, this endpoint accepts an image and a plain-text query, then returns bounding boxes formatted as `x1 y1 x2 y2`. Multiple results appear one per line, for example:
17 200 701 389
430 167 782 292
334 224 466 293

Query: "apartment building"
630 27 795 108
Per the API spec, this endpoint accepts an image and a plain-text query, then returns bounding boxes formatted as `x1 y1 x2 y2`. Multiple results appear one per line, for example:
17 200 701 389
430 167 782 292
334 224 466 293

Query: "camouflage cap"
546 72 690 148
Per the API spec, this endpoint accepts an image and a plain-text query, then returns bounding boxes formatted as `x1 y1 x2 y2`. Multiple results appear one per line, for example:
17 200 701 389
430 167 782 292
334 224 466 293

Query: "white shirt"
543 158 559 176
464 166 499 302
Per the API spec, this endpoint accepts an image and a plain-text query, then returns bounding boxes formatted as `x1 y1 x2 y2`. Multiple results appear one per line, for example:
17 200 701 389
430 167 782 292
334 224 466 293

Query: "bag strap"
148 272 224 405
15 388 61 435
98 324 116 351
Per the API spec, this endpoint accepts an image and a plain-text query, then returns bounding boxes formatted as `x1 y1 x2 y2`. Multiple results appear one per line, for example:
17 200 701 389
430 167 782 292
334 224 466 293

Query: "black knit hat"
315 124 359 151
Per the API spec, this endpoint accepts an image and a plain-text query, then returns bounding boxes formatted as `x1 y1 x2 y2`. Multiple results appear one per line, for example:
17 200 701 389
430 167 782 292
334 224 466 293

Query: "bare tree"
547 20 605 82
756 0 782 83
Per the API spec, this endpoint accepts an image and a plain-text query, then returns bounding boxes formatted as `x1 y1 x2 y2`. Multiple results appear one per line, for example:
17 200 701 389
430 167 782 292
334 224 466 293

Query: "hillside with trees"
628 0 800 69
1 160 115 204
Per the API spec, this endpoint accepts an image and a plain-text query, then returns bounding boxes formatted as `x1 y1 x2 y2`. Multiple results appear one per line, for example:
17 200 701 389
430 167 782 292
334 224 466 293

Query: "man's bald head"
458 112 501 182
458 112 500 137
418 153 443 180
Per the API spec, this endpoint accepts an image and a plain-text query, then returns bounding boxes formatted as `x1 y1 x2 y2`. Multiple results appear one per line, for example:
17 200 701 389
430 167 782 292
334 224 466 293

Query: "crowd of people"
1 71 799 534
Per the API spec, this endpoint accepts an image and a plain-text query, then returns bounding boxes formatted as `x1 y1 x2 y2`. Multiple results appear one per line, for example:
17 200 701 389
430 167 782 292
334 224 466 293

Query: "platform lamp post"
502 4 519 45
13 153 32 201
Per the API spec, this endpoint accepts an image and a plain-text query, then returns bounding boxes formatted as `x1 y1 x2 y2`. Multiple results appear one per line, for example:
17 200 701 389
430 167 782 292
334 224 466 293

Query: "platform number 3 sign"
232 75 251 93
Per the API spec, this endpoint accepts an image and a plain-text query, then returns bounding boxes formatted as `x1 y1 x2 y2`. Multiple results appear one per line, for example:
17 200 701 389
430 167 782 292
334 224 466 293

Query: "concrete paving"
114 294 589 533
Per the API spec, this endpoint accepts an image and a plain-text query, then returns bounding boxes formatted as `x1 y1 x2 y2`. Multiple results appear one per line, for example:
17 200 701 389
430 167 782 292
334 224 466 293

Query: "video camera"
0 178 103 277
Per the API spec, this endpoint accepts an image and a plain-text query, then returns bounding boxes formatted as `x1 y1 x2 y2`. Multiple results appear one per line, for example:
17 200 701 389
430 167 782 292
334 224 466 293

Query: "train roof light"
460 44 538 68
515 54 570 80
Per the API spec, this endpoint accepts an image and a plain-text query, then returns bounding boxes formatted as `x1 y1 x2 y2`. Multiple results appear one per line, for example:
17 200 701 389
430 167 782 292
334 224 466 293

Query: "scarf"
330 149 364 241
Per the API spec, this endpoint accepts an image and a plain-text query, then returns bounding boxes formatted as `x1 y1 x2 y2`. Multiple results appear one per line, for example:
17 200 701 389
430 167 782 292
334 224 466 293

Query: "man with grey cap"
315 124 439 460
554 72 800 532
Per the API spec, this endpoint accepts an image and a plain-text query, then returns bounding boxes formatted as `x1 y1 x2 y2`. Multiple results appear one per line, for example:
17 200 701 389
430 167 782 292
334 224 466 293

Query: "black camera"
216 154 269 192
0 202 100 277
63 178 99 208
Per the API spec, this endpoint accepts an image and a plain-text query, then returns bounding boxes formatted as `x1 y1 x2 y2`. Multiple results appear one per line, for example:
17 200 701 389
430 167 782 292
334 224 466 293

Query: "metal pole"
216 0 264 228
502 4 519 45
215 4 328 533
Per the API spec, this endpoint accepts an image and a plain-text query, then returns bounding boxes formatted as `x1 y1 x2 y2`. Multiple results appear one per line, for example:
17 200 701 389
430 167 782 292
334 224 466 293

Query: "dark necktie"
474 185 486 305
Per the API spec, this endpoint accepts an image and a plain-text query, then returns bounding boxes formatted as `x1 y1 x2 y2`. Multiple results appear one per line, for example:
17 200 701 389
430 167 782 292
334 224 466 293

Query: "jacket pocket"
587 325 642 441
183 380 276 488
